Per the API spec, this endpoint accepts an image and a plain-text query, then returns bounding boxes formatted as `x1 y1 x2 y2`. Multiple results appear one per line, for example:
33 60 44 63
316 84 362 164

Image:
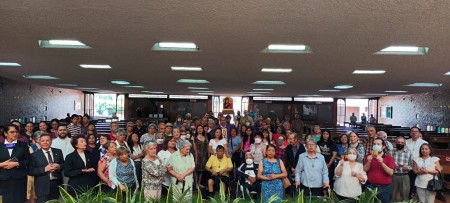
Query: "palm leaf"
58 185 76 203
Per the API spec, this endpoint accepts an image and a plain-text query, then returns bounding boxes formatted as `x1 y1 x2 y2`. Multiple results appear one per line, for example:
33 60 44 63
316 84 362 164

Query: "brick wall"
378 89 450 130
0 77 85 124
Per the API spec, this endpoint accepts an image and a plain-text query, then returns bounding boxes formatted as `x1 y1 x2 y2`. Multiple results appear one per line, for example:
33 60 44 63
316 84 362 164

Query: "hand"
167 165 173 171
291 168 296 173
107 180 113 187
402 165 409 171
420 168 428 174
248 176 256 183
323 182 330 189
339 159 345 166
395 164 400 169
177 175 184 182
376 156 383 163
119 184 126 192
366 155 373 162
351 171 358 177
45 164 54 172
3 161 18 169
326 163 332 168
270 174 278 180
295 181 301 188
211 171 218 176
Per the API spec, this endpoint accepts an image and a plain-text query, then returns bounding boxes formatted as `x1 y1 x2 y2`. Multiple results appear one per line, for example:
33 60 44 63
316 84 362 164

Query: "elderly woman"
109 147 139 193
413 143 441 203
333 148 367 200
348 131 365 163
97 141 117 190
167 140 195 199
64 134 97 196
258 144 287 203
142 142 167 200
236 152 261 200
115 129 129 149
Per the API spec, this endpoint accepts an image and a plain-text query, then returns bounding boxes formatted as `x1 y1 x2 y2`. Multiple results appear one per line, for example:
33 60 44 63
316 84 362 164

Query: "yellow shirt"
205 155 233 176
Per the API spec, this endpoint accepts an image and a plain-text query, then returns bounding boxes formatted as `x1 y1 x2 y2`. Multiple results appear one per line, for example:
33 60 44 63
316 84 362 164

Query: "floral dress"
261 158 283 203
142 157 167 198
194 135 208 171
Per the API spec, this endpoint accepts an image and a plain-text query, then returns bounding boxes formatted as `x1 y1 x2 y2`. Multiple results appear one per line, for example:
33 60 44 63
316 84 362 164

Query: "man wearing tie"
0 124 31 203
29 133 64 203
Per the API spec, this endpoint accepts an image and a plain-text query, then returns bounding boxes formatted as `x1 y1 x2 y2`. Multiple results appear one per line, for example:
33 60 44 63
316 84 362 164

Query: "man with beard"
51 125 74 159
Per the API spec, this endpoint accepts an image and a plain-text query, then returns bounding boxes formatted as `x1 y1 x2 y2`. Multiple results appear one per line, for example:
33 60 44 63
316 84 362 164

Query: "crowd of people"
0 111 444 203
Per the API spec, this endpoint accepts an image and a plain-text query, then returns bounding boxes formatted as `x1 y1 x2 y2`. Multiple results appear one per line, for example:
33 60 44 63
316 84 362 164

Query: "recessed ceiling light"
188 87 209 90
294 97 334 102
80 64 112 69
247 92 270 94
111 80 130 85
171 66 202 71
253 97 292 101
352 70 386 74
0 62 21 66
190 90 214 93
319 89 341 92
129 94 168 99
38 39 91 49
123 86 144 88
141 91 165 94
384 90 408 93
197 92 212 95
152 42 199 51
169 95 208 99
443 71 450 75
405 83 443 87
56 84 78 87
23 75 58 79
261 68 292 73
253 88 274 91
263 44 312 53
177 79 210 84
375 46 429 55
334 85 353 89
248 94 263 96
252 81 286 85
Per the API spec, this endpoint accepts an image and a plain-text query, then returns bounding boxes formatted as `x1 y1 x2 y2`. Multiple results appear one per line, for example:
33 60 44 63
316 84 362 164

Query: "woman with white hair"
167 140 195 199
333 148 367 200
142 142 167 200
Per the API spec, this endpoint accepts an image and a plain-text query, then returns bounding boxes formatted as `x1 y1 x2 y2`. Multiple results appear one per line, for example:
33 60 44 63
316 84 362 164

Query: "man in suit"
0 124 31 203
214 117 236 139
285 132 306 196
29 133 64 203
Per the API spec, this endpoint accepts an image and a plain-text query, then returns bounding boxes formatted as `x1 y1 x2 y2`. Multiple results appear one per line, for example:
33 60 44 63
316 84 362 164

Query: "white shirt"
51 137 74 159
406 138 428 159
79 152 86 167
333 162 367 199
157 150 175 186
414 156 439 188
42 149 56 179
209 138 227 154
4 139 17 157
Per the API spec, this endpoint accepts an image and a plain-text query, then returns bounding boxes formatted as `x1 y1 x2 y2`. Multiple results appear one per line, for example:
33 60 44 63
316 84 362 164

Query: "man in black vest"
29 133 64 203
285 132 306 196
0 124 30 203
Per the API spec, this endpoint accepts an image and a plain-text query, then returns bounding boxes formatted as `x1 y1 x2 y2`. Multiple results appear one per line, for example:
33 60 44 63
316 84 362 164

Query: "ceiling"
1 1 450 98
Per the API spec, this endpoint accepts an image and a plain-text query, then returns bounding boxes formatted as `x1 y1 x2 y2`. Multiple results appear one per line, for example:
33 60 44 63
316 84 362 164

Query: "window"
337 99 345 126
242 97 249 112
94 94 117 118
213 96 220 117
116 94 125 120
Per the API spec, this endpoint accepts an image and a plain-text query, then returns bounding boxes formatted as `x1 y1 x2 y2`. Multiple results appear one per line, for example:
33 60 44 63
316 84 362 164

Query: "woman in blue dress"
258 144 287 203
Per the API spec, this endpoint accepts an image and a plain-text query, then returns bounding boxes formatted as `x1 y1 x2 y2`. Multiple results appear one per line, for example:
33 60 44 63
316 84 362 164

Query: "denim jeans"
367 184 391 203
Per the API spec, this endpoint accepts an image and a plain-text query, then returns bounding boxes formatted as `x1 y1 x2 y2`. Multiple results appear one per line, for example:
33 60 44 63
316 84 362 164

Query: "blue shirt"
228 135 242 155
295 152 329 188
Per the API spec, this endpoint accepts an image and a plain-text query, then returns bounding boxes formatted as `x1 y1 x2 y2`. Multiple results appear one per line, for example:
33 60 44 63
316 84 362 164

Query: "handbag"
426 170 449 192
276 159 291 188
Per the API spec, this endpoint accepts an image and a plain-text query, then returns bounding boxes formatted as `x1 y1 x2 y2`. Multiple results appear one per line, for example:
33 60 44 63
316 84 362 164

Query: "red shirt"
109 133 117 141
364 154 395 185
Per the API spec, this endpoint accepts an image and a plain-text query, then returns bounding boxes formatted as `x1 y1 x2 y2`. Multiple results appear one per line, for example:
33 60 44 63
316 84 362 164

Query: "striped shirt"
67 123 81 136
389 148 412 173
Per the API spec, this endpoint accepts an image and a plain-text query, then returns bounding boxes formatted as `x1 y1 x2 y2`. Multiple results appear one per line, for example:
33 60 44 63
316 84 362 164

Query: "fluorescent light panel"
177 79 210 84
56 84 78 87
111 80 130 85
334 85 353 89
252 81 285 85
39 40 90 49
297 94 321 97
253 88 274 91
247 92 270 94
169 95 208 99
363 93 387 96
405 83 442 87
129 94 167 99
294 97 334 102
76 87 99 90
190 90 214 93
375 46 429 55
253 97 292 101
141 91 165 94
261 68 292 73
171 66 202 71
443 71 450 75
80 64 112 69
263 44 312 53
123 86 144 88
188 87 209 90
384 90 408 93
152 42 199 51
353 70 386 74
23 75 58 79
0 62 21 66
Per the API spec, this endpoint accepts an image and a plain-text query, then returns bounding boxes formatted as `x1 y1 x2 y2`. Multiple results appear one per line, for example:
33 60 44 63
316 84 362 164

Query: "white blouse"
414 156 439 188
209 138 227 154
333 162 367 199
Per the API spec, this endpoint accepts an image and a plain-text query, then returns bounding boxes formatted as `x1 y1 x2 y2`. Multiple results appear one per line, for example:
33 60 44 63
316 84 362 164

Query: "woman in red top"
363 138 394 203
